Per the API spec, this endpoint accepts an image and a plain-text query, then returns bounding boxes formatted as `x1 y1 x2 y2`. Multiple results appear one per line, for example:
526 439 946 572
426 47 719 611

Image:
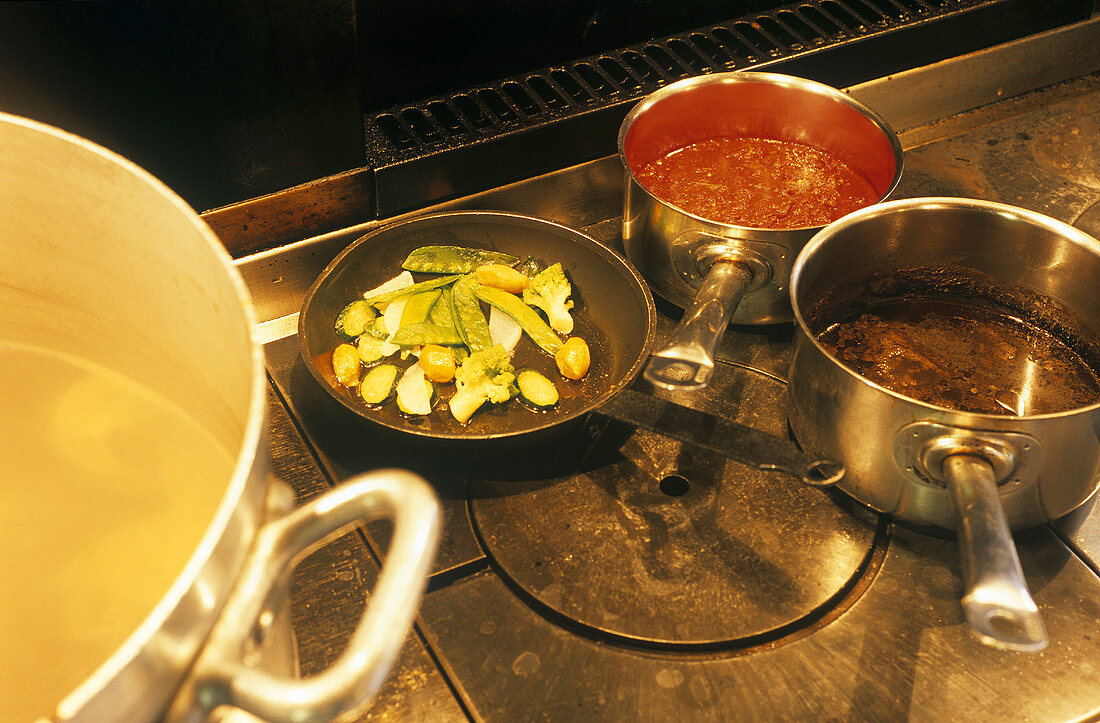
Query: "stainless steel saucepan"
0 112 441 722
787 197 1100 652
618 71 902 391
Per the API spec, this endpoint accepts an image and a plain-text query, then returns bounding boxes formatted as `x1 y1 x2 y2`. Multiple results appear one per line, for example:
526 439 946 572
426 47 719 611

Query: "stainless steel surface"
168 470 441 723
239 18 1100 721
617 71 902 318
945 454 1047 652
618 71 902 391
0 112 441 722
787 198 1100 530
643 260 752 389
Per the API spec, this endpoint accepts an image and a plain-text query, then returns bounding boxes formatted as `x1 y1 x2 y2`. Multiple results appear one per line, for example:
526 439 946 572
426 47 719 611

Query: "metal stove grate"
362 0 1091 215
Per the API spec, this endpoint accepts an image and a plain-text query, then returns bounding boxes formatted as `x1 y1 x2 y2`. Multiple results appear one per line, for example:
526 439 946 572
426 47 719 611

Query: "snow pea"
471 283 563 355
450 274 493 352
399 290 442 328
402 245 519 274
363 274 460 307
429 287 456 330
390 321 465 347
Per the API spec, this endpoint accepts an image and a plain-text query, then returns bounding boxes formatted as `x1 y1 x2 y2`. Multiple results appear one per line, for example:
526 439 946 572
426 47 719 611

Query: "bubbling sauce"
634 136 879 228
816 297 1100 415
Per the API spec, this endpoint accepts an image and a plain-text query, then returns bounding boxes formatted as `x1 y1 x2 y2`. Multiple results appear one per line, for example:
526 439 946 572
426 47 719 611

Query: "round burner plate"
471 364 880 647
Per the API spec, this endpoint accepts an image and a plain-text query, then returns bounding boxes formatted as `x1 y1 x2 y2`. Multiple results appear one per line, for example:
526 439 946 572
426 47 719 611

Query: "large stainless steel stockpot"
0 112 440 722
787 197 1100 652
618 71 902 391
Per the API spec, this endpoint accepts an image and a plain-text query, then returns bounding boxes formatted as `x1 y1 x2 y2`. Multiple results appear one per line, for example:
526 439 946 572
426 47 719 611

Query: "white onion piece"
489 306 522 354
396 363 433 415
380 296 408 356
363 270 413 301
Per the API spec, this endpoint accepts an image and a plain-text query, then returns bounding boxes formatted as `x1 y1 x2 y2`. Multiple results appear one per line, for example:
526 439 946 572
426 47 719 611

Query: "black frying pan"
299 211 657 441
299 210 839 484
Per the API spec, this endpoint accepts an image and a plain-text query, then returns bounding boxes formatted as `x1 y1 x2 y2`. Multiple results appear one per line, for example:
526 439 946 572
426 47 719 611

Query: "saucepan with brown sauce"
618 71 903 391
788 197 1100 653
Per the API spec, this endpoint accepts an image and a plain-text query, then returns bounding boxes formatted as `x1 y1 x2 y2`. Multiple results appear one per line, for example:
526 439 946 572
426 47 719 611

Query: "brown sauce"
634 136 879 228
816 297 1100 415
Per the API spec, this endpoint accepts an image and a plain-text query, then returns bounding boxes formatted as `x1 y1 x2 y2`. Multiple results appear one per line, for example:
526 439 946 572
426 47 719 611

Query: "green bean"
471 283 563 354
390 321 464 347
450 274 493 352
402 245 519 274
363 274 460 307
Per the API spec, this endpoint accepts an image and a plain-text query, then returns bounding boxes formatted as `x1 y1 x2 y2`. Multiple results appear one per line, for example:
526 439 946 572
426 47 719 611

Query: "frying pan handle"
594 388 844 486
944 454 1048 652
170 469 441 722
644 260 753 391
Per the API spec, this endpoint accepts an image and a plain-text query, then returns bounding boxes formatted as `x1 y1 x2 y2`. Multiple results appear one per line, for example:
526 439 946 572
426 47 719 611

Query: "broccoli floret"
448 344 517 424
522 262 574 334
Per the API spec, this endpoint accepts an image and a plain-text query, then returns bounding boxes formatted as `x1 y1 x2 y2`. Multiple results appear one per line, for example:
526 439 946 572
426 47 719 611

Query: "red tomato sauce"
634 136 880 228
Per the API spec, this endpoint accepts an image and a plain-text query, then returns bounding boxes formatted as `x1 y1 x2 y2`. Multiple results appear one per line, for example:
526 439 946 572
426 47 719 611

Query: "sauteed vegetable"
329 245 590 424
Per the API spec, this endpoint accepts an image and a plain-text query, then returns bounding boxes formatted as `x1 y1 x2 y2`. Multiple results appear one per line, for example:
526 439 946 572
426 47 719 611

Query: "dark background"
0 1 779 211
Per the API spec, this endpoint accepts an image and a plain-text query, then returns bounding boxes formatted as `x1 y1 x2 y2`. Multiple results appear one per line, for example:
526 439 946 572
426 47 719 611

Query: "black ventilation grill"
363 0 1090 216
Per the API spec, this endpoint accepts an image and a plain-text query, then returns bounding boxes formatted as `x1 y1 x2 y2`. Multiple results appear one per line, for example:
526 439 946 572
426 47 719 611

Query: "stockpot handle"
944 454 1048 652
170 468 441 722
644 260 753 391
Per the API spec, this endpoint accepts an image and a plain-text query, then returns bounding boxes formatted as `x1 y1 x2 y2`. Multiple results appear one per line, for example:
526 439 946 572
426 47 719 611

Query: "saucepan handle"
644 260 753 391
169 468 441 722
943 454 1048 652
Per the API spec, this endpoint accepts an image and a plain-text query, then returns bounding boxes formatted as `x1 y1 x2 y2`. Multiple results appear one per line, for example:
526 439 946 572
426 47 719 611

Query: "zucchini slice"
359 364 399 405
357 334 388 364
516 369 559 409
335 300 376 340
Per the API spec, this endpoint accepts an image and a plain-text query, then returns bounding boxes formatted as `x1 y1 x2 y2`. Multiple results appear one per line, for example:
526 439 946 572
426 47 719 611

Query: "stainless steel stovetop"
236 18 1100 721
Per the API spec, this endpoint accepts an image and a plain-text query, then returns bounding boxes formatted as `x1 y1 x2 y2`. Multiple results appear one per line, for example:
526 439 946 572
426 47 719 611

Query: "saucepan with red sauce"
618 71 902 390
787 197 1100 652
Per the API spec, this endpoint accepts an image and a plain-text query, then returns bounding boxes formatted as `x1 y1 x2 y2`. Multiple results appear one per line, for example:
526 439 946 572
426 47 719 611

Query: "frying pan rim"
615 70 905 232
298 209 658 441
789 196 1100 421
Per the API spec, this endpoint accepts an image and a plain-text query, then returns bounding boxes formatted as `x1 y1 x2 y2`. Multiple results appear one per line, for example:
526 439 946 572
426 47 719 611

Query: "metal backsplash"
362 0 1091 216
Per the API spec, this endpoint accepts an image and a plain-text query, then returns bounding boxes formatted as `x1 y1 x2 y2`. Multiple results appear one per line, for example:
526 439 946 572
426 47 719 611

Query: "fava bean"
555 336 590 380
420 344 457 383
332 343 361 387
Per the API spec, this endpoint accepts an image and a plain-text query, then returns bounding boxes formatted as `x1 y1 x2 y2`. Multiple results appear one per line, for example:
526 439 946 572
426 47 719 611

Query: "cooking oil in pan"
0 341 236 721
816 296 1100 415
